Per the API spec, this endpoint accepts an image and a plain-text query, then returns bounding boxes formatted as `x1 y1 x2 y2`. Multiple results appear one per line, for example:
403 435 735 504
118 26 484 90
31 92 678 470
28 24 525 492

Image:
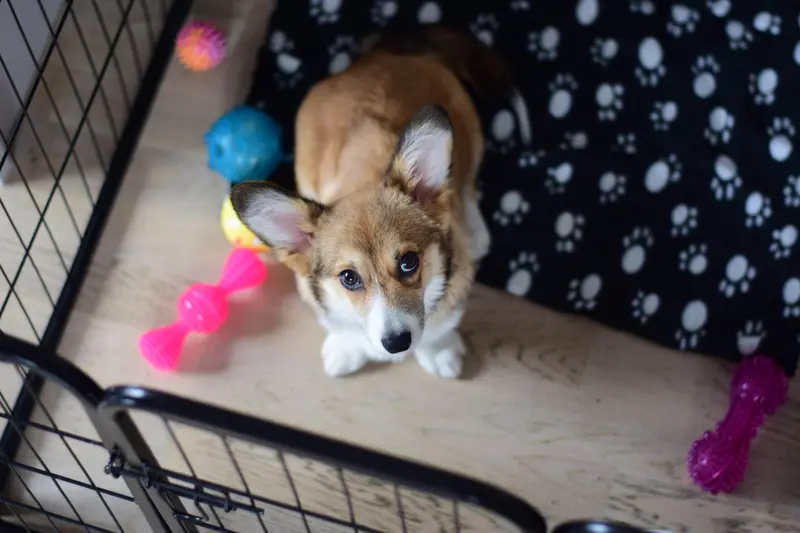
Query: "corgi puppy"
230 25 530 378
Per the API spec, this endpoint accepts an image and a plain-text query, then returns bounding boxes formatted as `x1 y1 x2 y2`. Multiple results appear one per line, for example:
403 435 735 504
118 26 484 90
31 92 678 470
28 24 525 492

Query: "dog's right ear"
230 182 325 268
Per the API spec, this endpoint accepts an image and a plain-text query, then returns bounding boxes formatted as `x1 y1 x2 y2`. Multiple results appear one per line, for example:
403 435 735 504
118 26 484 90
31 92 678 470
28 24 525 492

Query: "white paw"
416 333 465 379
321 334 367 377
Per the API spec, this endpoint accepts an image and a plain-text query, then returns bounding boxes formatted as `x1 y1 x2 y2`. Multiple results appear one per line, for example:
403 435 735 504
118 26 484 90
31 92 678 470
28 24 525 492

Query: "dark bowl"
552 520 651 533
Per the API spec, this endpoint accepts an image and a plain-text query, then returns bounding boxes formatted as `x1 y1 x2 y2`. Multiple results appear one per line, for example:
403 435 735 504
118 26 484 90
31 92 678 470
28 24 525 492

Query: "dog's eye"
399 252 419 276
339 269 362 290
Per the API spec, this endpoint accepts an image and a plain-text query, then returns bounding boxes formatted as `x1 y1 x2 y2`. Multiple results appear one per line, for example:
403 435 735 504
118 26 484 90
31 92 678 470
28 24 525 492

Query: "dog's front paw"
415 332 465 379
321 334 367 377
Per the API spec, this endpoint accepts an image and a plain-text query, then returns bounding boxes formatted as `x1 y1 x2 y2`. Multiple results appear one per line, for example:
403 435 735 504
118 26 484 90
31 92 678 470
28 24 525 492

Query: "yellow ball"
220 196 270 252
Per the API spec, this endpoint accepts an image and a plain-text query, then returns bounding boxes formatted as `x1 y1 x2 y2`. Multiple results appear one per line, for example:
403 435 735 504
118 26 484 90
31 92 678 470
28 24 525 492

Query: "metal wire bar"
337 467 358 533
394 485 408 533
115 0 145 81
138 0 157 49
0 494 119 533
453 500 461 533
89 0 133 111
220 436 269 533
0 266 42 343
277 451 311 533
0 413 105 447
0 494 33 533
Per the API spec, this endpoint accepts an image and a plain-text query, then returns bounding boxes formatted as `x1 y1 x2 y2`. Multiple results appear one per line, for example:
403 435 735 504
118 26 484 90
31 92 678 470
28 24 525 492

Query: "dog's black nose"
381 331 412 354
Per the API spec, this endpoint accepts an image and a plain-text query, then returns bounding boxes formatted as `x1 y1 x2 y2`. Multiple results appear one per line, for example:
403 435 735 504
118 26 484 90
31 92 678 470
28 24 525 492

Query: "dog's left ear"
387 105 453 208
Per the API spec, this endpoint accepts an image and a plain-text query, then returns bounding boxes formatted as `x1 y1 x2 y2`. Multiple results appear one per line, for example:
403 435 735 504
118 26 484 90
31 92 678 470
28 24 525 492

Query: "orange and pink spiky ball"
176 21 226 72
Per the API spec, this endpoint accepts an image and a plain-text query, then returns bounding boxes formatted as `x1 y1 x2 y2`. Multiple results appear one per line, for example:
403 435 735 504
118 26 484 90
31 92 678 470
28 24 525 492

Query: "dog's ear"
230 182 325 271
387 105 453 208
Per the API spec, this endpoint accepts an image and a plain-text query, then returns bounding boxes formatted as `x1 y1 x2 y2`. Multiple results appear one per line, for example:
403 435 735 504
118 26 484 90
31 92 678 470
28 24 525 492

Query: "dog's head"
231 106 454 357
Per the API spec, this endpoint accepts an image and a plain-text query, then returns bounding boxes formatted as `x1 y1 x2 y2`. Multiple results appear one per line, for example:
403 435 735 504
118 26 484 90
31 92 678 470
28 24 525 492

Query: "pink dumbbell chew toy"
139 248 268 371
687 355 788 493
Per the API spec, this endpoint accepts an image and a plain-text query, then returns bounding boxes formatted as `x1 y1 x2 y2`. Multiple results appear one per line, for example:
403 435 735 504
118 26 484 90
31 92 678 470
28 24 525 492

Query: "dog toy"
220 195 270 252
687 355 788 493
205 105 286 184
176 21 226 71
139 248 268 371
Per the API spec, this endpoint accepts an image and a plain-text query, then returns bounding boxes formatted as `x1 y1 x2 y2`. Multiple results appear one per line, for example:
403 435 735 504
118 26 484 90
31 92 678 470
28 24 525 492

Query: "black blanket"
246 0 800 375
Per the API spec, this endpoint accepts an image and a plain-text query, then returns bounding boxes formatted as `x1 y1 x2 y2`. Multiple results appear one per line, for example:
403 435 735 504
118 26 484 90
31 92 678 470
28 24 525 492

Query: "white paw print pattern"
417 1 442 23
560 131 588 151
370 0 398 25
488 109 517 154
704 106 735 145
783 278 800 317
710 155 742 201
706 0 730 17
518 149 545 168
576 0 600 25
753 12 781 35
548 74 578 119
506 252 539 297
309 0 342 23
596 83 624 121
613 132 637 154
567 273 603 311
737 321 765 356
767 117 795 162
744 191 772 227
528 26 560 61
630 0 655 15
554 211 585 253
644 154 682 193
719 254 756 297
598 171 627 204
770 224 798 259
725 20 752 50
675 300 708 350
670 204 698 237
270 30 303 88
590 38 619 66
470 13 499 46
621 227 654 275
784 176 800 207
678 243 708 275
650 101 678 131
545 162 573 195
493 191 529 226
748 68 779 105
667 5 700 37
632 291 660 324
692 55 720 99
327 35 357 75
510 0 531 11
635 37 666 86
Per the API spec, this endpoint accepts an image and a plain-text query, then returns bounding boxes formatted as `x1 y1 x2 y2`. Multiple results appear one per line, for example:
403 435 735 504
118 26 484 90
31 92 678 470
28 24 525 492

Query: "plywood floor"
1 1 799 532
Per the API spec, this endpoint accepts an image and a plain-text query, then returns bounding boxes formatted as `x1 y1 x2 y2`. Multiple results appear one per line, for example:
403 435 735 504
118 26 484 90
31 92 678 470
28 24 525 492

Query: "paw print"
767 117 795 162
370 0 398 25
545 162 573 195
704 106 735 145
493 190 529 226
598 171 627 204
613 132 637 154
783 277 800 317
590 38 619 66
328 35 358 75
548 74 578 119
670 204 698 237
510 0 530 10
270 30 303 89
783 176 800 207
630 0 655 15
675 300 708 351
744 191 772 227
679 243 708 275
487 109 518 154
527 26 560 61
634 37 666 87
770 224 798 259
691 55 720 99
567 273 603 311
650 101 678 131
749 68 778 106
309 0 342 24
554 211 584 253
506 252 539 296
621 227 654 275
710 155 742 201
417 1 442 23
596 83 624 121
470 13 499 46
737 321 765 356
706 0 731 17
644 154 681 193
725 20 752 50
667 5 700 37
518 149 545 168
560 131 588 151
753 12 781 35
719 254 756 297
632 291 660 325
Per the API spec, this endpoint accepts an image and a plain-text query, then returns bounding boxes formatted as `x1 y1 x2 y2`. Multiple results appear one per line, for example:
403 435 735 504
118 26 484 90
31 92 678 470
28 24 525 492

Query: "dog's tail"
365 25 531 146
